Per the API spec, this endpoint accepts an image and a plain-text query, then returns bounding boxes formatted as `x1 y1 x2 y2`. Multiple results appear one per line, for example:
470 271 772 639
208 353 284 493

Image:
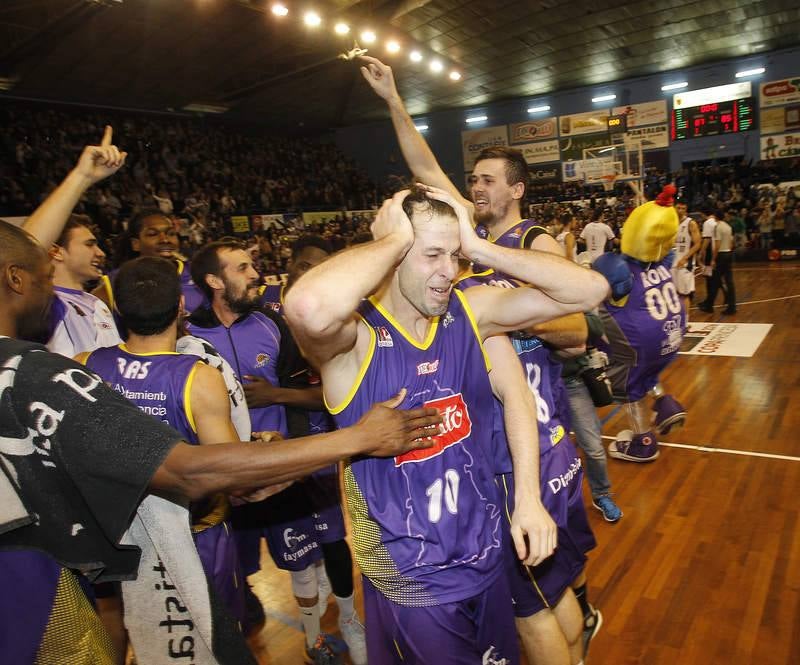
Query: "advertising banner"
302 211 341 226
560 133 612 161
759 77 800 108
760 132 800 160
529 165 562 185
462 125 509 170
230 215 250 234
612 100 667 127
760 105 800 135
558 110 610 136
516 140 561 164
625 124 670 150
509 118 558 144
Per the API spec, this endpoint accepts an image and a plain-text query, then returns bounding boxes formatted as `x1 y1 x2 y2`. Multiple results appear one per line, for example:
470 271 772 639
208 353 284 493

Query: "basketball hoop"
601 174 617 192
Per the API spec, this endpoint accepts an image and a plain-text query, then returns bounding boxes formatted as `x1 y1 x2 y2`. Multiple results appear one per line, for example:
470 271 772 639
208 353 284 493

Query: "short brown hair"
190 239 246 301
475 146 529 199
401 184 457 223
55 214 92 248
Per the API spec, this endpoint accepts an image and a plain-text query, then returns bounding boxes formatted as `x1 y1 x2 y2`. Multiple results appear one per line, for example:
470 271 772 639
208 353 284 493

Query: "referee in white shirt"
699 211 736 315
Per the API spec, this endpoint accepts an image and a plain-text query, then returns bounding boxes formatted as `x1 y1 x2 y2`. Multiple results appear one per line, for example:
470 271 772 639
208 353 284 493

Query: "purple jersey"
258 283 284 314
186 309 288 436
330 291 502 606
599 259 686 401
83 344 200 444
458 220 570 466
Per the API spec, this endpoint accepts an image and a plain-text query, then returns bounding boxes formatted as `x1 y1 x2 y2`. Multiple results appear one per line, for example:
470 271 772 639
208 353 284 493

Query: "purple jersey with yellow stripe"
598 258 686 401
458 220 570 465
83 344 200 445
329 291 503 607
258 283 285 314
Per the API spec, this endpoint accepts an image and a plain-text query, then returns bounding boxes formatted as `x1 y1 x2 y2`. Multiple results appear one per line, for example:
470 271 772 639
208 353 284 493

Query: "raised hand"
370 189 414 251
356 388 442 457
359 55 400 102
73 125 127 185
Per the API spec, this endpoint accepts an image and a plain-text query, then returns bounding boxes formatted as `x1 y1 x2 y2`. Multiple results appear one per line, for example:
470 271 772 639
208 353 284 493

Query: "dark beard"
223 289 258 315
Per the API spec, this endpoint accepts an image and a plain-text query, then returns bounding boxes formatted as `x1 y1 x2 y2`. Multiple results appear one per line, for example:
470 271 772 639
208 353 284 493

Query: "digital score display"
671 97 756 140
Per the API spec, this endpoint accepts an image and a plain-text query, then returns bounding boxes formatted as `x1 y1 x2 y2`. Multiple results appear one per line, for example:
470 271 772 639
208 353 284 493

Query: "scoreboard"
671 97 756 140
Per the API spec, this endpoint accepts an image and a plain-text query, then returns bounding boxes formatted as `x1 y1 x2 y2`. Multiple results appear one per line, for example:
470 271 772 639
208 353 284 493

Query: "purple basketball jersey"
598 259 686 401
84 345 200 444
330 292 503 606
258 283 284 314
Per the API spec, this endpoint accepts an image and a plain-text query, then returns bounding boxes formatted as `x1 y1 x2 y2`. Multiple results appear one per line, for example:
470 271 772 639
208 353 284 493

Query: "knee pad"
290 566 318 600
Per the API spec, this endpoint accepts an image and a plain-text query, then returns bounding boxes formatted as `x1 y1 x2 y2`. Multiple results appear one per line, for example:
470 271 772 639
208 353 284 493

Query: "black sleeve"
10 349 183 547
521 225 549 249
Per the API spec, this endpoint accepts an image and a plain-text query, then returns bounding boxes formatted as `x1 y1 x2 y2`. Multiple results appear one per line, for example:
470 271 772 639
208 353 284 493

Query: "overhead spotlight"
409 50 423 63
361 30 376 44
334 22 350 35
465 115 488 124
661 81 688 91
735 67 765 78
449 71 461 81
303 11 321 27
386 40 401 54
414 124 429 132
591 93 616 103
527 104 550 113
271 3 288 17
429 59 443 73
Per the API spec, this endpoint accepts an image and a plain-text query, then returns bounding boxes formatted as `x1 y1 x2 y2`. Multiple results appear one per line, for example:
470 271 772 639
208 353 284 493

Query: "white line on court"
690 294 800 309
600 435 800 462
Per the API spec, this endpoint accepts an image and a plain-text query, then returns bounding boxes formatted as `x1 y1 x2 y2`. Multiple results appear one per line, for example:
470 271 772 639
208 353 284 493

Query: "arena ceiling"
0 0 798 131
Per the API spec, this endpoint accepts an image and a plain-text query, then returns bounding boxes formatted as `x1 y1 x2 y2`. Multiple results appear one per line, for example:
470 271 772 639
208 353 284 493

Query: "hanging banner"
528 165 562 185
302 211 341 226
230 215 250 234
625 124 670 150
759 77 800 108
251 214 289 230
760 105 800 135
516 140 561 164
558 110 610 136
462 125 509 170
561 161 584 183
560 133 612 161
612 100 667 128
509 118 558 144
760 132 800 160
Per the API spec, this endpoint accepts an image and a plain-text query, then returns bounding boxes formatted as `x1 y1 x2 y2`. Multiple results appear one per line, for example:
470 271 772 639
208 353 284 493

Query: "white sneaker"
339 614 367 665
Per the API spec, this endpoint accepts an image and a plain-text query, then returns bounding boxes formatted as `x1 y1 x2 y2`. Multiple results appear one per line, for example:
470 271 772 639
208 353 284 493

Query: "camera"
581 348 614 407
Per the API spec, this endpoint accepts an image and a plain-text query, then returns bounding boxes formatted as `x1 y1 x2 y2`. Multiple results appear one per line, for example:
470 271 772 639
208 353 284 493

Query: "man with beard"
0 219 442 664
186 239 349 664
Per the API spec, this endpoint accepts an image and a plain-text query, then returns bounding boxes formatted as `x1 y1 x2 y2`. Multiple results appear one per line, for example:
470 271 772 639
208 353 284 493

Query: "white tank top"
556 230 578 262
674 217 693 260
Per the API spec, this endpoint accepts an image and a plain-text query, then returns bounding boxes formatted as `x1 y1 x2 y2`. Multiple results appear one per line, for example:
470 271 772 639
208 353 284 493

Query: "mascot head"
620 185 679 263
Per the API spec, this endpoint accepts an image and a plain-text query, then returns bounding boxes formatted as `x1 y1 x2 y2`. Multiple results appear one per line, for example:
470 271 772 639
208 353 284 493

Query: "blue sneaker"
304 633 348 665
592 495 622 522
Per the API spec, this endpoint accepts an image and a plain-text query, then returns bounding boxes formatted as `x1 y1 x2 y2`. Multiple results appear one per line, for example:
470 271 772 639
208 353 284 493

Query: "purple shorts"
193 521 246 627
307 466 347 544
362 573 519 665
499 440 596 617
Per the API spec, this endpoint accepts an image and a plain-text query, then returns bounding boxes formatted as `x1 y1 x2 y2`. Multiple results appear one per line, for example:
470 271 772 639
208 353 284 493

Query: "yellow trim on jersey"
520 224 548 249
118 343 179 357
454 290 491 372
258 284 266 296
325 316 376 416
74 351 92 366
455 266 495 286
393 640 405 661
183 362 201 434
175 259 185 275
368 296 439 350
101 274 115 311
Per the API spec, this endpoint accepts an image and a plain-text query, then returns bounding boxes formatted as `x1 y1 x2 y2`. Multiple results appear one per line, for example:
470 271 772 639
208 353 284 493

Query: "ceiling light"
449 71 461 81
661 81 688 91
271 3 288 17
735 67 765 78
361 30 376 43
592 94 616 103
465 115 488 124
409 50 423 63
429 59 443 73
415 124 429 132
334 22 350 35
303 11 321 27
386 40 401 54
527 104 551 113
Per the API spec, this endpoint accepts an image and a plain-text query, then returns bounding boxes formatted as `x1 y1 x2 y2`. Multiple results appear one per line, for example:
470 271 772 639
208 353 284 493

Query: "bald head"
0 220 54 342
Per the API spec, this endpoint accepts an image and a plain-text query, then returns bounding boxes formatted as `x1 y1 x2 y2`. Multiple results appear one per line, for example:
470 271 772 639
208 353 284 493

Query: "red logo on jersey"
376 326 394 347
416 359 439 375
394 392 472 466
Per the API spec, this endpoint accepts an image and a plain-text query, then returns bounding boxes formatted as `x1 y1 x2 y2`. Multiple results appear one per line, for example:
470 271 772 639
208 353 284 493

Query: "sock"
335 592 356 622
299 602 321 649
573 583 591 619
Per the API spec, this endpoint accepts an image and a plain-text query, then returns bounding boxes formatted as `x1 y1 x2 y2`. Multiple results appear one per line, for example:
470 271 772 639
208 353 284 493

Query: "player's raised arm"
23 126 126 248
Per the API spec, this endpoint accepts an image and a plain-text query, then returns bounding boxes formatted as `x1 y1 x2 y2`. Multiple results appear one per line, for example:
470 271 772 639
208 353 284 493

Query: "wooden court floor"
247 261 800 665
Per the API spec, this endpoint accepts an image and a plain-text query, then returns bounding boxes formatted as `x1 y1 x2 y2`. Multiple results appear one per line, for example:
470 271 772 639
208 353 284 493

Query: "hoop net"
601 174 617 192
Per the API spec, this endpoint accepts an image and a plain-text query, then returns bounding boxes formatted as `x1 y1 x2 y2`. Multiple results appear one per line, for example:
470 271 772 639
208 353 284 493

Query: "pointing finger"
101 125 113 147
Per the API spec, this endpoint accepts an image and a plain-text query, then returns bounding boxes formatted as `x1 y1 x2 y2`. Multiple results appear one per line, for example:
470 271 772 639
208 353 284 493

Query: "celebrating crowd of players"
0 55 716 665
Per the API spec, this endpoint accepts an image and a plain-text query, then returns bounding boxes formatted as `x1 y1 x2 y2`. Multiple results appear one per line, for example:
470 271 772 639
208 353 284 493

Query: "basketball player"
284 186 608 664
186 239 353 663
0 218 442 665
580 211 616 263
671 201 702 317
359 56 601 665
697 208 718 305
78 257 250 632
557 212 579 263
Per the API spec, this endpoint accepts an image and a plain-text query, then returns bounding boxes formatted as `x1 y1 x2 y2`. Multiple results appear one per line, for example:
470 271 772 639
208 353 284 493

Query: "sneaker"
723 308 737 315
652 394 687 435
304 633 348 665
339 614 367 665
697 302 714 313
583 605 603 659
608 431 659 462
592 495 622 523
